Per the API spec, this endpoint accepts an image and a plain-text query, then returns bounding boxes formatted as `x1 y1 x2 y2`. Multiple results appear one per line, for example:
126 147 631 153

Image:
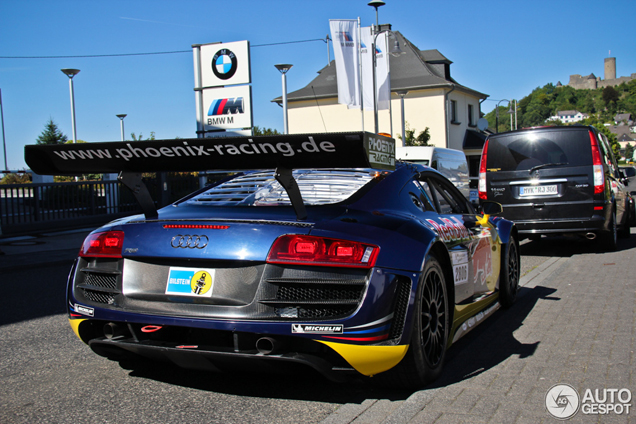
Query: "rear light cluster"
589 130 605 194
478 139 489 200
267 235 379 268
79 231 124 258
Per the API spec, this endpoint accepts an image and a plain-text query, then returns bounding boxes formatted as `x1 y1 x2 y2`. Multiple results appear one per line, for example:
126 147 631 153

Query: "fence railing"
0 174 201 237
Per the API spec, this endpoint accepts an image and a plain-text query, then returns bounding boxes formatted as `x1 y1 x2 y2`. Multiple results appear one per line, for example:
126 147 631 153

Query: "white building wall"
286 88 483 154
288 88 452 147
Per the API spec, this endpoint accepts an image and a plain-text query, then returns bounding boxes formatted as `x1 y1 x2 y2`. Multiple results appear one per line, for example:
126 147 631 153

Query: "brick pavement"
324 244 636 423
2 229 634 423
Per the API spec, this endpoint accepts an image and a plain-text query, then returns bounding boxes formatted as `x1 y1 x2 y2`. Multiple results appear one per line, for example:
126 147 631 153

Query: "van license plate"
519 185 558 196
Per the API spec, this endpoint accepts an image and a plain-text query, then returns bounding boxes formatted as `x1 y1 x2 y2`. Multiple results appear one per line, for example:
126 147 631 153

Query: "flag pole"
357 17 364 132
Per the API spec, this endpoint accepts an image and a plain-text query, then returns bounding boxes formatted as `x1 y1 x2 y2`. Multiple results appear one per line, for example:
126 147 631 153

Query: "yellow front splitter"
319 341 409 376
69 318 87 341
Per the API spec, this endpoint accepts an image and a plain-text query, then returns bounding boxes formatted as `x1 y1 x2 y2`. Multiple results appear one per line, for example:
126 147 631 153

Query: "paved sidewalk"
323 249 636 423
0 228 92 270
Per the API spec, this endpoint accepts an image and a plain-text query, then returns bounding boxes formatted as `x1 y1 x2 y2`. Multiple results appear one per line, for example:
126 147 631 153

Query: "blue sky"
1 0 634 170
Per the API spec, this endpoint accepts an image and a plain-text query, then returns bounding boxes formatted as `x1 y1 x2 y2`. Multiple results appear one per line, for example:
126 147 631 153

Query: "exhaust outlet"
256 337 279 355
103 322 126 340
585 232 597 240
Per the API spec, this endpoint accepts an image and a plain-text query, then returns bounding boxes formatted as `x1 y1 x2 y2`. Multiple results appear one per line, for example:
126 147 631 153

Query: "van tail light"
589 130 605 194
267 235 379 268
478 139 489 200
79 231 124 258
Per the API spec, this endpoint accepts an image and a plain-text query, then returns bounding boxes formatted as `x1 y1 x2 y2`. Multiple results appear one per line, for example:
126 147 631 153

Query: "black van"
478 125 634 250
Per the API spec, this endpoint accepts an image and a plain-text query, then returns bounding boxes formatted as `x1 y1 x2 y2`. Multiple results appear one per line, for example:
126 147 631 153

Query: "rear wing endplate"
25 132 395 221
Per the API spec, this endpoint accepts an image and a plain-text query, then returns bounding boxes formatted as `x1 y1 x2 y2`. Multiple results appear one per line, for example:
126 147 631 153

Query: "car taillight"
79 231 124 258
478 139 489 200
267 235 379 268
589 130 605 194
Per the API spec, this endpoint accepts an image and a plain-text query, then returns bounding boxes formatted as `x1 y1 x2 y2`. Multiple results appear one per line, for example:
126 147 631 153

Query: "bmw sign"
198 40 251 88
212 48 238 80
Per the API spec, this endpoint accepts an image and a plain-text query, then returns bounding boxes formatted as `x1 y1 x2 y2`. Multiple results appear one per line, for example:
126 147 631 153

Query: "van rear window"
487 130 592 171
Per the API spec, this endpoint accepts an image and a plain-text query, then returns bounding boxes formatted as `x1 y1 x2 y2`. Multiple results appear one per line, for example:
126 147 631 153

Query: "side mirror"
481 201 503 215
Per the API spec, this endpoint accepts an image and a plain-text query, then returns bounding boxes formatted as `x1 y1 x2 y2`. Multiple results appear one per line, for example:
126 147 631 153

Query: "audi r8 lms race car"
25 132 520 388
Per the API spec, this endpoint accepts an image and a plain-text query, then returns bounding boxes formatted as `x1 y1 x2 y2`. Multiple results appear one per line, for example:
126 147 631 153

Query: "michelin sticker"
75 304 94 317
292 324 344 334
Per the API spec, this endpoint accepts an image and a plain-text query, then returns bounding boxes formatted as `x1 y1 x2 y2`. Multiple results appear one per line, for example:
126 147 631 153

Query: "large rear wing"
25 132 395 174
24 132 395 221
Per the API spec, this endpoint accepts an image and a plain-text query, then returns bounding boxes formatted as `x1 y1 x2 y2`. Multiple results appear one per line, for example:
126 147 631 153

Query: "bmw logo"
212 48 238 80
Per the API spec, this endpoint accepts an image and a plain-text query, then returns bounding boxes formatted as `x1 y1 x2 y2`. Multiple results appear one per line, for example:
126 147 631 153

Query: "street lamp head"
397 90 408 98
389 38 405 57
368 0 386 27
274 64 293 74
61 68 80 78
116 114 127 120
368 0 386 10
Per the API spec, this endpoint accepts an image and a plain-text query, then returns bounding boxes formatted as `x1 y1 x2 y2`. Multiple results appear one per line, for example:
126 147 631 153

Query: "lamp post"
0 89 7 171
495 99 513 133
397 90 408 146
368 0 385 26
61 68 80 143
116 114 127 141
274 64 293 134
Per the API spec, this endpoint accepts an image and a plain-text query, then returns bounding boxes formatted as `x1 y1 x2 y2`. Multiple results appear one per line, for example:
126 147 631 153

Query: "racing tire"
499 234 520 308
376 254 449 389
600 209 617 251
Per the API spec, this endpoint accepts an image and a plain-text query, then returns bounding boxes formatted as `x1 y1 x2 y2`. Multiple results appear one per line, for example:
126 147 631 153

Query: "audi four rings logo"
171 235 209 249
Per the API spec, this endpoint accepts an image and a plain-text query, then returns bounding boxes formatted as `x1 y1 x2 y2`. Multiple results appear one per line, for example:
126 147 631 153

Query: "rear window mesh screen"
188 170 374 206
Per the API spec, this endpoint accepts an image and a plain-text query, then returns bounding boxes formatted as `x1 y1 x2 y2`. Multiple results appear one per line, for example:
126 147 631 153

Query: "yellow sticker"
191 270 213 295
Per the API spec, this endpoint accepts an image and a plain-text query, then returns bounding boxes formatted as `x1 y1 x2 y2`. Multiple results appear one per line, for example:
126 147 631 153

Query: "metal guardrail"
0 174 201 237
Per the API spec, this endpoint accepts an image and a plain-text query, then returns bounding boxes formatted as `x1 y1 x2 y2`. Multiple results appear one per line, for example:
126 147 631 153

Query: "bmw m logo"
212 48 238 80
207 97 244 116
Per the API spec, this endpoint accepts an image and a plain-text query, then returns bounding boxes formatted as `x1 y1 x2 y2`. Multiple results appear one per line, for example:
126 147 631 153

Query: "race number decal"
451 251 469 285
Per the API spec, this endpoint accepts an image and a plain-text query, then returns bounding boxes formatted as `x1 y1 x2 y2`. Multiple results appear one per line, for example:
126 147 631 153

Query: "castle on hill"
568 57 635 90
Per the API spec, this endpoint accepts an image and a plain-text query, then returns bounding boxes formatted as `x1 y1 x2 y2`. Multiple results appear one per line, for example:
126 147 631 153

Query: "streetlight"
368 0 385 26
495 99 513 133
371 26 403 134
116 114 127 141
397 90 408 146
274 64 293 134
61 68 80 143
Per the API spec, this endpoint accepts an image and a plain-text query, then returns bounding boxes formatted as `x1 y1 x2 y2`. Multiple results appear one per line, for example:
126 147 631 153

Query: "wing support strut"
275 167 307 221
118 171 158 220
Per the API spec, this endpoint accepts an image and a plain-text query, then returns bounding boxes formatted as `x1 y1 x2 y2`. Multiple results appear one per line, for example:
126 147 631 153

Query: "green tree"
36 118 68 145
625 143 634 161
131 131 156 141
252 126 281 136
0 172 31 184
602 86 620 114
397 122 430 146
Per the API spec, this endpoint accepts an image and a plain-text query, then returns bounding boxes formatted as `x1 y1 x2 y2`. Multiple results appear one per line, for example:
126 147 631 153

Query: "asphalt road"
0 235 633 423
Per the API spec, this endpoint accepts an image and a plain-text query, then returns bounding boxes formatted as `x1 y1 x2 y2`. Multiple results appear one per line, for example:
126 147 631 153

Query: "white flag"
329 20 360 107
360 27 390 111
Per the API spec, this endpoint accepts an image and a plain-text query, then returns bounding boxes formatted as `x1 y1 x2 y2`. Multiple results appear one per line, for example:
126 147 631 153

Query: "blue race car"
25 132 519 388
